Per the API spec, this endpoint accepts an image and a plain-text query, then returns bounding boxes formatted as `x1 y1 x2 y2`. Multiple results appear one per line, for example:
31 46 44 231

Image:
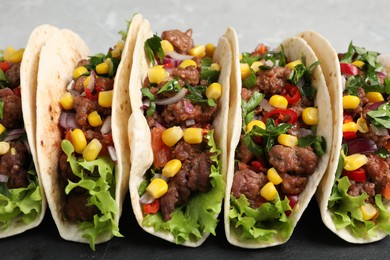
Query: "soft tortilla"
298 30 389 243
0 24 59 239
224 36 332 248
128 19 232 247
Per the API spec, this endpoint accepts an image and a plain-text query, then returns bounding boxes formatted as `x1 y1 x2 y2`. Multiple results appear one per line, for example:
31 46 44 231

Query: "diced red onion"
85 70 96 91
265 60 274 67
346 138 377 155
59 112 77 130
378 71 387 79
139 191 155 204
166 51 193 62
184 99 195 114
260 98 273 112
107 146 117 162
100 116 111 134
0 174 9 183
185 119 195 127
66 80 75 91
3 129 26 142
155 88 188 105
367 101 386 111
370 124 388 136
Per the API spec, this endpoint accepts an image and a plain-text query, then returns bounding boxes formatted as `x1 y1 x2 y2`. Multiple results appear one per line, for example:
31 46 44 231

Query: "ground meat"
74 76 87 94
241 88 254 102
231 169 267 208
347 180 376 203
161 29 193 54
187 152 212 192
0 142 29 189
0 88 23 129
64 192 98 222
364 154 390 198
73 96 98 127
58 152 78 183
236 139 254 164
268 145 318 175
171 66 199 86
254 67 291 96
5 62 20 88
95 77 114 91
280 173 308 195
172 140 203 161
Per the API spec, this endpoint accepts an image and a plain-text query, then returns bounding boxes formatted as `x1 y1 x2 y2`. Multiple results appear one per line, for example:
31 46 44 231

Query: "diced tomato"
151 126 172 168
285 195 299 216
0 61 10 72
254 43 268 55
343 131 357 140
251 161 266 172
143 199 160 214
281 84 301 105
340 63 360 76
85 88 98 100
103 133 114 146
263 108 298 125
342 168 367 182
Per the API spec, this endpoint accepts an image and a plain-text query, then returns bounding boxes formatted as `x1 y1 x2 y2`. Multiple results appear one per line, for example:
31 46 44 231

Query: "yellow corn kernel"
250 61 263 73
96 62 110 74
98 90 113 108
160 40 174 55
162 159 182 178
267 168 283 185
8 48 24 63
366 92 384 103
206 82 222 100
147 65 169 84
277 134 298 147
179 59 197 69
111 40 124 58
357 117 369 133
73 66 88 79
342 122 358 133
189 44 206 58
210 63 221 71
146 178 168 198
87 111 103 127
240 63 251 80
285 59 302 69
269 95 288 109
343 95 360 109
260 182 278 201
302 107 319 125
82 138 102 161
246 120 266 132
183 127 203 144
70 129 87 153
59 92 74 110
0 142 10 155
162 126 183 147
3 46 15 61
344 153 368 171
0 124 5 135
352 60 365 69
360 203 378 221
205 43 216 58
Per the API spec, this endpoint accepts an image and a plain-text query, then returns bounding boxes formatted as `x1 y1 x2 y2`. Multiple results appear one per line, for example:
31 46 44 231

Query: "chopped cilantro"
144 34 165 65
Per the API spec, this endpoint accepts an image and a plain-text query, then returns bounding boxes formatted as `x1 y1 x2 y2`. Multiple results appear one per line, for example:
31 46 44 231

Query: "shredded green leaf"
144 34 165 65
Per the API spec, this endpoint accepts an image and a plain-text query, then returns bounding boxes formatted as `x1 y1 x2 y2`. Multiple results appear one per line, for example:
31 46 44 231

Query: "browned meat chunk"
5 62 20 88
64 192 98 222
255 67 291 96
280 173 308 195
161 29 193 54
364 154 390 199
0 142 28 188
0 88 23 129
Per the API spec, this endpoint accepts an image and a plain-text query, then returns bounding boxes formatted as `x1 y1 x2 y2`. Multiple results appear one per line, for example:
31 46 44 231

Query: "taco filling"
229 44 326 242
0 47 42 230
328 43 390 237
137 29 224 242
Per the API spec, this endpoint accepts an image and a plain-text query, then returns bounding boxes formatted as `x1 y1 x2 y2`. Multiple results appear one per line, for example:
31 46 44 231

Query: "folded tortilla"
224 35 332 248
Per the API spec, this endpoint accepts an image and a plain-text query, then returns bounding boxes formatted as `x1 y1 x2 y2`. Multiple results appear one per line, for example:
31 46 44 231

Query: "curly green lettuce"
142 130 225 244
61 140 122 250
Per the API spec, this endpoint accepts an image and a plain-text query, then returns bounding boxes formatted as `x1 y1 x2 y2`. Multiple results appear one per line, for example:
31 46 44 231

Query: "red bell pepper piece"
342 168 367 182
143 199 160 214
282 84 301 105
263 108 298 125
343 131 357 140
340 63 359 76
0 61 10 72
85 88 98 100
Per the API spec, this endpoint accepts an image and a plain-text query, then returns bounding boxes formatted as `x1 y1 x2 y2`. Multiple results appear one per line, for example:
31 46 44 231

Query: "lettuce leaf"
61 140 122 250
228 193 293 242
0 170 42 230
142 130 225 244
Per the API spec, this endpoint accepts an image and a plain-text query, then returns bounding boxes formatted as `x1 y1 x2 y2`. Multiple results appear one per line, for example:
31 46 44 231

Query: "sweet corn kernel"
269 95 288 109
147 65 169 84
260 182 278 201
162 126 183 147
183 128 203 144
277 134 298 147
0 124 5 135
344 153 368 171
343 95 360 109
96 61 110 74
146 178 168 198
179 59 197 69
189 44 206 58
70 129 87 153
302 107 319 125
240 63 251 80
366 92 384 103
59 92 74 110
8 48 24 63
0 142 10 155
250 61 263 73
111 40 124 58
357 117 369 133
73 66 88 79
82 138 102 161
360 203 378 221
98 90 113 108
342 122 358 133
205 43 216 58
352 60 365 69
161 40 174 55
246 120 266 132
206 82 222 100
87 111 103 127
162 159 182 178
285 59 302 69
210 63 221 71
3 46 15 61
267 168 283 185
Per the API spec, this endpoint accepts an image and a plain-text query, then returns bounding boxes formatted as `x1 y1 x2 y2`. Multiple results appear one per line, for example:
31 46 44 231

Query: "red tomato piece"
0 61 10 72
342 168 367 182
151 126 172 168
340 63 360 76
343 131 357 140
143 199 160 214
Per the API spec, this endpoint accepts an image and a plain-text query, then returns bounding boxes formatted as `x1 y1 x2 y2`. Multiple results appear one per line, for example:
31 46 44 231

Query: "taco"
224 36 332 248
0 24 58 238
35 14 142 249
128 18 233 246
299 31 390 243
